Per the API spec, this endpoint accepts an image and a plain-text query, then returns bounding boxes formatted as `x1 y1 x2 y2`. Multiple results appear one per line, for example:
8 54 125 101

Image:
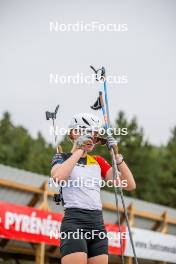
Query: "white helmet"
69 113 101 132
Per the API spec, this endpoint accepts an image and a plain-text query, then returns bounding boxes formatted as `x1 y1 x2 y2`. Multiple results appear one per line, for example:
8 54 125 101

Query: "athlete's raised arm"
51 149 84 181
105 136 136 191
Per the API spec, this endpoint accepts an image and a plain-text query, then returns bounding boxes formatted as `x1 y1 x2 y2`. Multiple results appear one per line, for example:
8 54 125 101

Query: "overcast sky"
0 0 175 146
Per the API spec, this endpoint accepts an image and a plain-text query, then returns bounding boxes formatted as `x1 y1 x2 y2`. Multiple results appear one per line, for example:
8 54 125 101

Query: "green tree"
161 127 176 207
0 112 55 175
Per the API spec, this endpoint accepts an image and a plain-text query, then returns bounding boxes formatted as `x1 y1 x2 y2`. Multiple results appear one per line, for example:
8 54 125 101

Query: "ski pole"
45 104 63 205
99 91 108 130
99 93 125 264
101 68 139 264
90 65 139 264
90 66 124 263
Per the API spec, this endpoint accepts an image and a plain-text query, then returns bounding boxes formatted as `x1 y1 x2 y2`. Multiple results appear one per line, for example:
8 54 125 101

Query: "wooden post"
158 211 168 264
120 203 135 226
125 204 135 264
35 243 45 264
125 256 133 264
160 211 168 234
152 211 168 233
36 181 49 263
38 181 49 210
128 203 135 227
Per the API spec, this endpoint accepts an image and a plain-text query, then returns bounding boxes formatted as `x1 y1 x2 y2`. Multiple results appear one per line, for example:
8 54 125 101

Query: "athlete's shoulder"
93 155 109 165
93 155 111 178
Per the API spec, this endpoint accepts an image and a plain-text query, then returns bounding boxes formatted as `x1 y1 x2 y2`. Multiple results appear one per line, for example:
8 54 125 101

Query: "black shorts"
60 208 108 258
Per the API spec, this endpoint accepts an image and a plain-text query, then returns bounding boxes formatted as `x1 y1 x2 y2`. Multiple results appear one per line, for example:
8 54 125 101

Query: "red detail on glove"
94 155 111 179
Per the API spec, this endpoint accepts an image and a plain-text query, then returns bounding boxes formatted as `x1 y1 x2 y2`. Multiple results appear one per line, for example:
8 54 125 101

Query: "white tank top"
51 153 111 210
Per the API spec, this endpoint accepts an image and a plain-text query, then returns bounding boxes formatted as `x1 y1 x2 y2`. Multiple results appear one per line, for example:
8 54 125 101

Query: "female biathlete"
51 113 136 264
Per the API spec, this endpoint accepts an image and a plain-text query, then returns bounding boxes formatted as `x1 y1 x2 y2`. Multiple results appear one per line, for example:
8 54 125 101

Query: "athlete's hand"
75 134 94 152
106 135 119 154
